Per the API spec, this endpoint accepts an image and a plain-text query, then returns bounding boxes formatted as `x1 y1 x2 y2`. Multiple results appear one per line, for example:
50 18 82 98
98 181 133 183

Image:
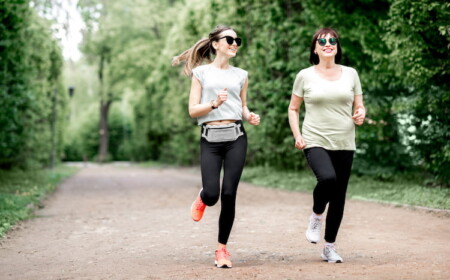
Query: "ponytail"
172 38 213 76
172 25 233 77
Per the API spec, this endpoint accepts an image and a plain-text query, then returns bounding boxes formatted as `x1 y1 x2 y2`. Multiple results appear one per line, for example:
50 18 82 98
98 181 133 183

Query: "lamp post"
68 86 75 97
49 89 57 169
49 86 75 169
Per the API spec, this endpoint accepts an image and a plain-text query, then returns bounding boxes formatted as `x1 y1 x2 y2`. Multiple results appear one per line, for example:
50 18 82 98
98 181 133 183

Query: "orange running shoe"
191 189 206 222
215 248 232 268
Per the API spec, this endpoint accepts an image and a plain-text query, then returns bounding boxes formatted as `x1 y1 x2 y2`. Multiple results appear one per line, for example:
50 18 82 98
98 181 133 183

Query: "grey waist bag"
201 123 244 142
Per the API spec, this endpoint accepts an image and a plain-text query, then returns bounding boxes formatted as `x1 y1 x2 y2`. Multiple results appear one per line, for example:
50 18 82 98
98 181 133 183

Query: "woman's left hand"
247 112 260 126
352 108 365 126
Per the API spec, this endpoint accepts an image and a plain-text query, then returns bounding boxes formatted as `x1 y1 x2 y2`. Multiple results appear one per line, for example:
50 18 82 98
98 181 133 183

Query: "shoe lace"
311 218 322 232
194 197 206 211
325 246 340 259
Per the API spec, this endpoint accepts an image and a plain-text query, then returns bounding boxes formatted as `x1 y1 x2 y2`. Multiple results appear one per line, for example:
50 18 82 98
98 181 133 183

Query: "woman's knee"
318 173 337 185
220 188 237 204
201 189 220 206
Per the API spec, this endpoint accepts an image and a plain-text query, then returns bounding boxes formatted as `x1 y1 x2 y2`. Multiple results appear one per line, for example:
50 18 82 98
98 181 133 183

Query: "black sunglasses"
219 36 242 46
317 37 338 46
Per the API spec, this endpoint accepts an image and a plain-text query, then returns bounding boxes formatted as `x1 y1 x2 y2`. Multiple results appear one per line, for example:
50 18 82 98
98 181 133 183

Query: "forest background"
1 0 449 188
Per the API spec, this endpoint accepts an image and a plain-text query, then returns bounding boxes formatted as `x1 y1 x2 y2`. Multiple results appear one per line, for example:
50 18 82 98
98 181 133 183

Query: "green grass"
241 166 450 210
0 165 78 238
137 161 169 168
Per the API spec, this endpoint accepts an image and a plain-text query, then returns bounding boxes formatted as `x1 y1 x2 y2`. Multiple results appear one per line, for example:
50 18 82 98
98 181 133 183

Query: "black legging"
199 123 247 245
304 147 354 243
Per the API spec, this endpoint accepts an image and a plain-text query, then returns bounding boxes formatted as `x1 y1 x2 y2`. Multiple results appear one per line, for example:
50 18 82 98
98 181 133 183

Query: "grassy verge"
137 161 170 168
0 165 78 238
241 166 450 210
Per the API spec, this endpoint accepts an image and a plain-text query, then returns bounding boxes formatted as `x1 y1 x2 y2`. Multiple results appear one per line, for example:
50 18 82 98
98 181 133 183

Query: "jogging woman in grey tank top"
288 27 366 263
172 25 260 268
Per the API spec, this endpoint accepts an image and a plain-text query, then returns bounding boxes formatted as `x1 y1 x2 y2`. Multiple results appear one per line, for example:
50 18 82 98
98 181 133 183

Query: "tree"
380 0 450 184
0 0 66 169
78 0 174 161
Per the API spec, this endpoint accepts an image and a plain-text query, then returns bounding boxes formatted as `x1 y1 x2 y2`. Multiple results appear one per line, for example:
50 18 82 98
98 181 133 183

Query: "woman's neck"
212 55 230 69
316 58 336 70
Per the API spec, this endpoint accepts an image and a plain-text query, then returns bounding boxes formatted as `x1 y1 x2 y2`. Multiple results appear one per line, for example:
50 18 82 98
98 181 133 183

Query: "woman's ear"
212 41 219 50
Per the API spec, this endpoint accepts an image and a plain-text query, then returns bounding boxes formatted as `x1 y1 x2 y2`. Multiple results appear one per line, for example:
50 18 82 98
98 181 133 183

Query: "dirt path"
0 164 449 280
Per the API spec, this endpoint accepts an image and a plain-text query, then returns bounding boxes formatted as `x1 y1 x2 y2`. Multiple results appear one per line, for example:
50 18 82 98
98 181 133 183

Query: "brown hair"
172 25 233 76
309 27 342 65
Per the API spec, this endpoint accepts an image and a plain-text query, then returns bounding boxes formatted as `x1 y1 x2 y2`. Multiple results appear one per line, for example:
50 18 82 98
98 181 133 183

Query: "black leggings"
304 147 354 243
199 124 247 245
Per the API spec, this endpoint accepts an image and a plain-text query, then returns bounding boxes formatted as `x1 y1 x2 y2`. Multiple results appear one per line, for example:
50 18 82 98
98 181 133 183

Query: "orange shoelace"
215 248 231 260
194 197 206 210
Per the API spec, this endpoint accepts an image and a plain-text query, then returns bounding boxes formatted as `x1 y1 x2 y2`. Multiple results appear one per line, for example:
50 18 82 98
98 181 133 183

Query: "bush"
0 3 66 169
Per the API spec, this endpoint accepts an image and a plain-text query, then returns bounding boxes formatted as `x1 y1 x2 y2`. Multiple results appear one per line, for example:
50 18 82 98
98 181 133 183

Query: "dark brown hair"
309 27 342 65
172 25 233 76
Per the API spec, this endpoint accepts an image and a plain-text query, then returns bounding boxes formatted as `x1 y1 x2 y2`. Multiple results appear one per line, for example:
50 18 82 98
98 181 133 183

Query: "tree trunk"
98 99 112 162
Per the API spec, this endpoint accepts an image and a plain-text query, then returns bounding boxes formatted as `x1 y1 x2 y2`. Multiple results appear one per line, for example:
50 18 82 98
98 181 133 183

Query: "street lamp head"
68 86 75 97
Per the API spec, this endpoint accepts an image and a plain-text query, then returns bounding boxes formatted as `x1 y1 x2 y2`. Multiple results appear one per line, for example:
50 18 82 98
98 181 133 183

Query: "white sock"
325 242 335 248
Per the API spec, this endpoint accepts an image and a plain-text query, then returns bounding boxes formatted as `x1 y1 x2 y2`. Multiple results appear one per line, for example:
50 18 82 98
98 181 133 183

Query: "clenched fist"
214 88 228 107
247 112 260 126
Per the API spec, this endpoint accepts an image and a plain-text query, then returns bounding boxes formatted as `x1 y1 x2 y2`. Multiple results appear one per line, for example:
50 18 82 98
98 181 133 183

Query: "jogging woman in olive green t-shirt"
288 27 366 263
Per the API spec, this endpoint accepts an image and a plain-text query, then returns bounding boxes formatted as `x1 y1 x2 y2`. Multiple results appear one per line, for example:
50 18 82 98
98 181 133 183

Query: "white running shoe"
305 214 322 244
321 245 344 263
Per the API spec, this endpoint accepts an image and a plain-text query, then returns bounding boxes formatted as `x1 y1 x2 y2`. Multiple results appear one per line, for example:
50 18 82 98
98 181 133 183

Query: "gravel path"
0 164 449 279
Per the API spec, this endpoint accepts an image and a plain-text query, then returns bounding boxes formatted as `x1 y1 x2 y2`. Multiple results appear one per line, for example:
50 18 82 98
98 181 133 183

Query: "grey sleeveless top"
192 64 248 125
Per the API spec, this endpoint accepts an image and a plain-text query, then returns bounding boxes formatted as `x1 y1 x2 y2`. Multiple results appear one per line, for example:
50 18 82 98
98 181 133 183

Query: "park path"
0 164 449 280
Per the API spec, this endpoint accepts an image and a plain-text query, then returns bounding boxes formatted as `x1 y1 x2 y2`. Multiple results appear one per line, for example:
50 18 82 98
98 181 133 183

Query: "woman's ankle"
217 243 227 250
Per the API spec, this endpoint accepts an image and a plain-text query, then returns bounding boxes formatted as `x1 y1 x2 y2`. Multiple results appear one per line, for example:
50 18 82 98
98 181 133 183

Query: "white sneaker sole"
305 232 319 244
321 253 343 263
214 260 232 268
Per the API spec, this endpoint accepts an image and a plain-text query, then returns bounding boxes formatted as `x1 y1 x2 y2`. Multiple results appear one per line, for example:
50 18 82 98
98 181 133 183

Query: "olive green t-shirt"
292 65 363 151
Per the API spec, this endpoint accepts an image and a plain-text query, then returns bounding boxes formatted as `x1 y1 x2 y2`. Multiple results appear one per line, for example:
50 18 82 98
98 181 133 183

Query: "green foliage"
64 105 134 161
401 87 450 185
379 0 450 185
75 0 183 161
0 165 77 237
382 0 449 88
0 1 67 169
107 106 134 160
130 0 208 165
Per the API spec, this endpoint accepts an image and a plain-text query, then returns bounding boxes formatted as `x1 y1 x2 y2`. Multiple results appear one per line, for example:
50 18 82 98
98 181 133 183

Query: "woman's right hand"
294 135 307 150
214 88 228 107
